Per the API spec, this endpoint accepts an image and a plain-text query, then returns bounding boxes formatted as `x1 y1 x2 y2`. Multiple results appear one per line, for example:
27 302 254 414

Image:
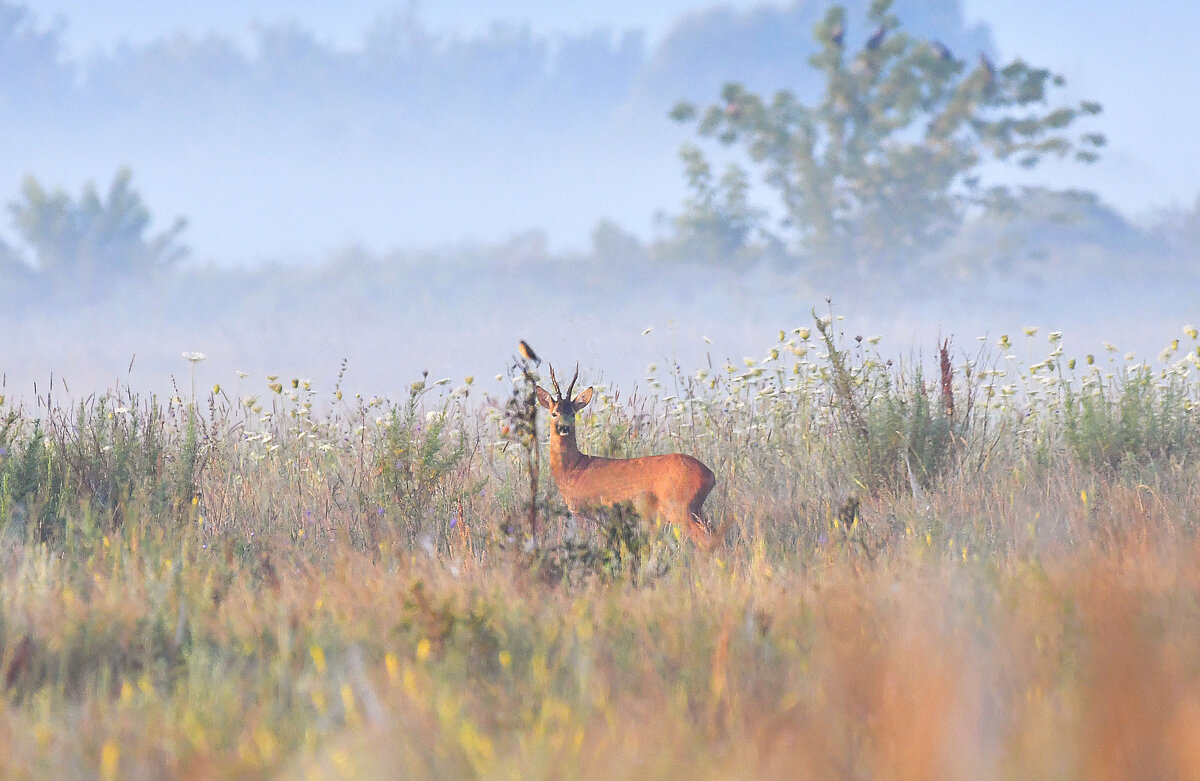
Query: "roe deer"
536 364 720 549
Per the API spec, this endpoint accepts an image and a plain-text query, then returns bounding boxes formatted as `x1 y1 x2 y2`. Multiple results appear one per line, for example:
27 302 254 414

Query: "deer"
535 364 722 549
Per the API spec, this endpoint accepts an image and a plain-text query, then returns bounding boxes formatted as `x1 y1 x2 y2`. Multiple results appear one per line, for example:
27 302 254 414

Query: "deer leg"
665 501 713 549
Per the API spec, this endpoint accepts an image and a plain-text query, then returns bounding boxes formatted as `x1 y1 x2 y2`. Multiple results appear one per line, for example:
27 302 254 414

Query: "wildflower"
1048 331 1062 342
1022 326 1038 337
101 741 119 781
1186 325 1199 340
1102 341 1118 352
182 351 205 363
999 334 1012 350
310 645 327 675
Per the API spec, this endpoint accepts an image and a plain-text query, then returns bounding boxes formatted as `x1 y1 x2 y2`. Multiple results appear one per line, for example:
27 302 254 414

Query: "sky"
5 0 1198 399
13 0 1200 253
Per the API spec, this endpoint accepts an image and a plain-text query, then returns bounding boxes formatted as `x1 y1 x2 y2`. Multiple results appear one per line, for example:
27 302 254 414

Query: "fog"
1 0 1197 403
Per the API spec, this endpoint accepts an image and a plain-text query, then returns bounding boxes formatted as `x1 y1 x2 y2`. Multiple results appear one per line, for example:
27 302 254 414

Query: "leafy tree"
669 0 1105 271
590 218 647 264
7 167 187 286
664 143 769 264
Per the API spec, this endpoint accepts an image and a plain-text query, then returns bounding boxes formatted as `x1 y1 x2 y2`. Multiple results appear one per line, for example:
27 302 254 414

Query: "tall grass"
1 319 1199 778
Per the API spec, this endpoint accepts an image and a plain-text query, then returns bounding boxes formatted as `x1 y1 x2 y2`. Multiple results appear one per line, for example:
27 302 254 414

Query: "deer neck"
549 430 588 476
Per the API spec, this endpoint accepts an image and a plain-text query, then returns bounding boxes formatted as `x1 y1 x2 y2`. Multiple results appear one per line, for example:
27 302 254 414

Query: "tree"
664 143 768 265
669 0 1105 272
7 167 187 287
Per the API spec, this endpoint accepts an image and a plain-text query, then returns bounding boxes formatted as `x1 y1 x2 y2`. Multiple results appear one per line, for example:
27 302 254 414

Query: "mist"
1 0 1197 403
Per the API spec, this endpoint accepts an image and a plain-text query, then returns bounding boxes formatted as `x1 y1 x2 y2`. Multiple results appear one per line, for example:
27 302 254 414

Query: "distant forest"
0 0 1001 262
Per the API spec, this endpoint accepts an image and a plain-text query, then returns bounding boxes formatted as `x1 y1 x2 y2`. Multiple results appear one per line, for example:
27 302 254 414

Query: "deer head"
535 363 594 438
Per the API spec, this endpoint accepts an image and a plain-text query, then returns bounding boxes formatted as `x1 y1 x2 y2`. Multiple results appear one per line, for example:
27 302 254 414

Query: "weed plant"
1 318 1199 778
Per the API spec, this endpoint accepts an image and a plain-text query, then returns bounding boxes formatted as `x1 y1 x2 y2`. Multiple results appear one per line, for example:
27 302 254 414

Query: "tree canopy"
6 167 187 288
670 0 1105 271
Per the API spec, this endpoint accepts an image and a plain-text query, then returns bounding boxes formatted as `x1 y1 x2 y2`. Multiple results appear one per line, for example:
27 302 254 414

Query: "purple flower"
449 516 458 529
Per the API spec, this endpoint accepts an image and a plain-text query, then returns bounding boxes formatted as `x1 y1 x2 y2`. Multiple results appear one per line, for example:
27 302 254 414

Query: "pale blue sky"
23 0 1200 219
14 0 1200 236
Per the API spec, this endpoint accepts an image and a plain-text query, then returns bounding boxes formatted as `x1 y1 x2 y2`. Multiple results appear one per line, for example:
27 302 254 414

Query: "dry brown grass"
2 328 1200 778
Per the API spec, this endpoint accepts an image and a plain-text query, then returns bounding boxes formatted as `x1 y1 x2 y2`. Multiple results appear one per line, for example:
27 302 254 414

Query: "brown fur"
536 379 719 549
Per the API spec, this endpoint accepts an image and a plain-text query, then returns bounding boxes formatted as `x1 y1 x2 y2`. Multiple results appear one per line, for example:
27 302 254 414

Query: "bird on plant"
518 340 541 366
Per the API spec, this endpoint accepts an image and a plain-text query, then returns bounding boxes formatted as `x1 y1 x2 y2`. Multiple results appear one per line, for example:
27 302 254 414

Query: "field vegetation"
2 318 1199 778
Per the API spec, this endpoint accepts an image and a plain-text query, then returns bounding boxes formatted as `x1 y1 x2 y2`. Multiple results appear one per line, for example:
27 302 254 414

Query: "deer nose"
556 423 573 436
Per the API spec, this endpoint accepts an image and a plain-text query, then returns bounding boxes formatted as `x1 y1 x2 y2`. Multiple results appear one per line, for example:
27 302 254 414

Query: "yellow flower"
100 741 120 781
310 645 327 675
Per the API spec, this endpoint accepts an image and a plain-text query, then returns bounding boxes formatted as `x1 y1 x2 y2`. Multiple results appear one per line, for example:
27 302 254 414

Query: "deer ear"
535 386 553 409
572 387 594 409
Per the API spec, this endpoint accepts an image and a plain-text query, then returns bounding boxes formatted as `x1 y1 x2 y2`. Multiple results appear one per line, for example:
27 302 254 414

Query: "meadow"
2 317 1200 779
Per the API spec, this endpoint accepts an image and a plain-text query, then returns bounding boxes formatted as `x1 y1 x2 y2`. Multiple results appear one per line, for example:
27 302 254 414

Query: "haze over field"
1 0 1198 400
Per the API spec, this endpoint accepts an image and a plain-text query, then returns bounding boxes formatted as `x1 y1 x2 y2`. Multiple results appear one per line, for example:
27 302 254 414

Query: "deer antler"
566 363 579 401
548 364 563 400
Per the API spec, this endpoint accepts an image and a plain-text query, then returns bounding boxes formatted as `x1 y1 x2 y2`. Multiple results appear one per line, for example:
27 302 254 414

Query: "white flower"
182 351 206 363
